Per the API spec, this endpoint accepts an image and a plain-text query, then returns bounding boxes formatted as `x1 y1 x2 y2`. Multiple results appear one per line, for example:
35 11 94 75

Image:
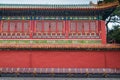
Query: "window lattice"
2 22 8 32
77 22 82 32
90 22 96 32
10 22 15 32
24 22 29 32
36 22 42 32
70 22 76 32
16 22 22 32
84 22 89 32
57 22 63 32
50 22 56 32
44 22 49 32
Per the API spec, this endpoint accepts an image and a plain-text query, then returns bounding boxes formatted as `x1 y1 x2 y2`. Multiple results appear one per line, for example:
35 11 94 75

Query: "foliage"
108 25 120 43
104 0 120 3
106 6 120 24
103 0 120 27
104 0 117 3
103 0 120 43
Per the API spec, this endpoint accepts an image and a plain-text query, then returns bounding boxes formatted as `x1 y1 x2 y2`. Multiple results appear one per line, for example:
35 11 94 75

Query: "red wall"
0 50 120 68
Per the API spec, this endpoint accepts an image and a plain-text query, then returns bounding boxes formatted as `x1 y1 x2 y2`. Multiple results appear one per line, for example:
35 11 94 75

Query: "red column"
82 21 84 34
89 21 90 33
65 20 69 39
14 21 18 33
30 20 34 39
100 20 106 44
56 21 58 33
76 21 77 33
49 21 51 33
42 20 44 33
0 20 1 32
8 20 10 33
1 20 3 32
96 20 99 33
22 20 24 33
33 20 35 34
63 21 65 34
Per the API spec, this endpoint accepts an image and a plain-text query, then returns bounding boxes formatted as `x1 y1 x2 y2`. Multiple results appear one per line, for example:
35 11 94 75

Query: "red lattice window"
44 22 49 32
90 22 96 32
23 22 29 32
50 22 56 32
36 22 42 32
57 22 63 32
2 22 8 32
77 22 82 32
84 22 89 32
10 22 16 32
70 22 76 32
16 22 22 32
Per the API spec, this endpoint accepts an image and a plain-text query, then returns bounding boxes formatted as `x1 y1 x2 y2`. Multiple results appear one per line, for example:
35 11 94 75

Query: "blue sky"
0 0 97 4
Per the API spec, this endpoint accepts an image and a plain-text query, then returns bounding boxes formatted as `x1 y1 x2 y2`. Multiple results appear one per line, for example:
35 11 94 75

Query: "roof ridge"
0 3 90 6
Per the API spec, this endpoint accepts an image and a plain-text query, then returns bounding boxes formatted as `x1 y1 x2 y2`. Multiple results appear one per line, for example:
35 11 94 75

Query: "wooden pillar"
63 21 65 34
76 21 77 33
33 20 35 37
0 20 1 32
82 21 84 34
56 21 58 33
30 20 34 39
22 20 24 33
8 20 10 33
89 20 90 33
14 21 18 33
96 20 99 33
1 20 3 32
49 21 51 33
42 20 44 33
100 20 106 44
65 20 69 39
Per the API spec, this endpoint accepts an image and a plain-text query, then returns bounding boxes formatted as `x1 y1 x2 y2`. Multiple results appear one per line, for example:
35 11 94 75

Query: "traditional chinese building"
0 1 118 45
0 1 120 78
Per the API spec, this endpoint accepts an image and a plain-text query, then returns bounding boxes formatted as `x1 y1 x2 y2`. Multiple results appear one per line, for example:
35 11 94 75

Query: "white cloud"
108 22 120 29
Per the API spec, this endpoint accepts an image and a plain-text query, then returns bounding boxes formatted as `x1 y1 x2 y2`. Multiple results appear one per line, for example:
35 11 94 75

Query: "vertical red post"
65 20 69 39
82 21 84 34
47 21 52 34
22 20 24 33
96 20 99 33
76 21 77 33
42 20 44 33
14 21 18 33
31 20 34 33
63 21 65 34
8 20 10 33
89 20 90 33
1 20 2 32
30 20 34 39
0 20 1 32
56 21 58 33
100 20 106 44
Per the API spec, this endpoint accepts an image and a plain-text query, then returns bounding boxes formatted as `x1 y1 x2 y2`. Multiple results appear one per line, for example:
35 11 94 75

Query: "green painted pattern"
0 40 101 44
1 16 100 20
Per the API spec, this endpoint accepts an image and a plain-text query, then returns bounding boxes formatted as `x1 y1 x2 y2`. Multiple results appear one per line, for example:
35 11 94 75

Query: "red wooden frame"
0 20 105 42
